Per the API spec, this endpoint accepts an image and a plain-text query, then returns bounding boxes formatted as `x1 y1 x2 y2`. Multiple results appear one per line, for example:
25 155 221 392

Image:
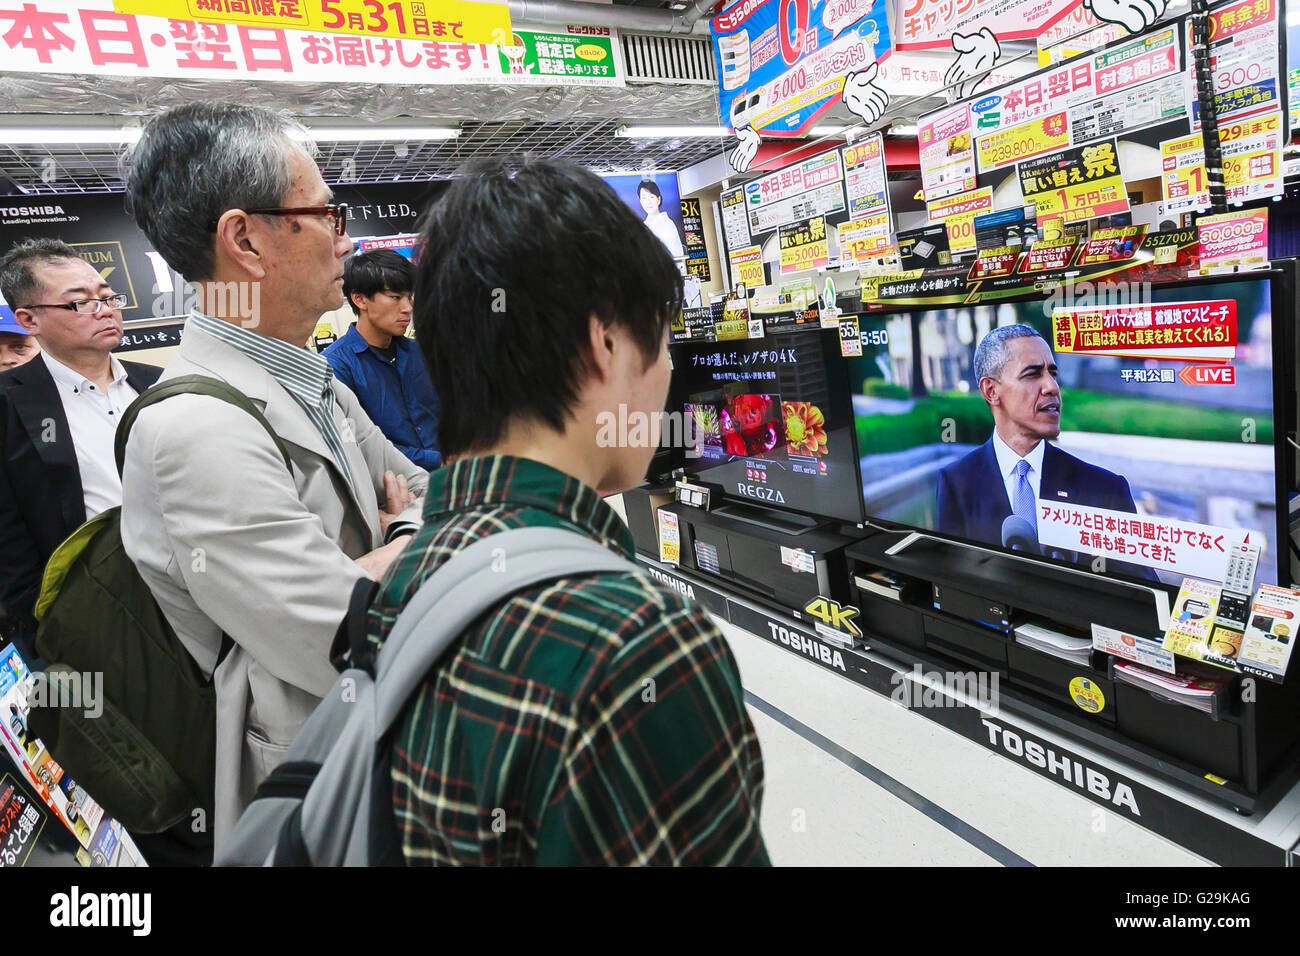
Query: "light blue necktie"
1012 459 1037 533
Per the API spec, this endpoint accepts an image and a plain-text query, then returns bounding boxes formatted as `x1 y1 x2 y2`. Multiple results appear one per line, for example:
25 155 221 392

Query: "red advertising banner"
1197 207 1269 272
1077 225 1147 265
1018 236 1079 273
967 246 1020 279
1051 300 1238 361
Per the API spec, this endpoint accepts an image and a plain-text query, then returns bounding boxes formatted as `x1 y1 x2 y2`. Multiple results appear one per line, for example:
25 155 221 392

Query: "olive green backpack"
28 375 291 836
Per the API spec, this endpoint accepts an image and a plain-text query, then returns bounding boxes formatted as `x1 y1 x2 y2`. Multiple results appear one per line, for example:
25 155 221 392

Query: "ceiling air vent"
621 32 716 85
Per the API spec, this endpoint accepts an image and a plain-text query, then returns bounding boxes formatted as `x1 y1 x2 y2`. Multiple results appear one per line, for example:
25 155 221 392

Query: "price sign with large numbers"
927 186 992 254
1019 139 1129 224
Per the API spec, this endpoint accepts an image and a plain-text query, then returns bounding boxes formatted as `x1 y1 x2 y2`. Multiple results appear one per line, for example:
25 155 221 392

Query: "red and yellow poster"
779 216 830 274
1019 236 1079 273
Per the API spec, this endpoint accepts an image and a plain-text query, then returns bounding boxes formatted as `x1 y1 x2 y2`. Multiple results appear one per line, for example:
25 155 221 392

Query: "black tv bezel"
669 324 867 526
850 267 1295 591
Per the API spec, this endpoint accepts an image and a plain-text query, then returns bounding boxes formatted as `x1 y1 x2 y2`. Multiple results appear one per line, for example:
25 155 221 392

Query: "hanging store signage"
926 185 992 255
1201 0 1284 123
0 5 622 86
975 111 1071 174
841 136 889 221
918 103 976 201
730 244 766 287
1160 133 1212 215
112 0 510 44
1018 138 1129 224
894 0 1083 50
1197 208 1269 273
837 217 892 264
711 0 892 138
1218 112 1285 205
779 216 830 274
680 198 712 282
720 186 751 254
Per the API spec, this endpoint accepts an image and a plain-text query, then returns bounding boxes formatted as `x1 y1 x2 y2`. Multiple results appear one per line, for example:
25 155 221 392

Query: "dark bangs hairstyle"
413 156 684 458
343 248 414 315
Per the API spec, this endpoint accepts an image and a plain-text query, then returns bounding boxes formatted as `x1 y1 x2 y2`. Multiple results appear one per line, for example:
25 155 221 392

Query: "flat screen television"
673 327 864 524
845 272 1293 589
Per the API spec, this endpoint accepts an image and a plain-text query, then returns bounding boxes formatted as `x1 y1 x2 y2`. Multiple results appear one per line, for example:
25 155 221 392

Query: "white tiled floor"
717 618 1209 867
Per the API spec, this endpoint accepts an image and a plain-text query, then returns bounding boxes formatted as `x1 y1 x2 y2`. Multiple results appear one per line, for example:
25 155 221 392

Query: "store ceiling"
0 118 732 196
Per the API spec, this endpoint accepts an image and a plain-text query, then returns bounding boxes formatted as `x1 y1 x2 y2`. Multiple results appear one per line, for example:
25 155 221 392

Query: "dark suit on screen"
936 437 1158 581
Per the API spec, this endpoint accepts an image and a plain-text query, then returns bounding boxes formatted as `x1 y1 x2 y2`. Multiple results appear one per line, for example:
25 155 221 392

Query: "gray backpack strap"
372 526 639 733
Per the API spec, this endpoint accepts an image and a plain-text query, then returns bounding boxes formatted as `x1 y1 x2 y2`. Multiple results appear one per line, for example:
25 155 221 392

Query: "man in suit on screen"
935 324 1156 580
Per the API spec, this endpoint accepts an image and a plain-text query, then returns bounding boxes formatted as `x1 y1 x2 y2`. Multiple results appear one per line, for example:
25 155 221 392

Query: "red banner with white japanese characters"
1051 300 1238 361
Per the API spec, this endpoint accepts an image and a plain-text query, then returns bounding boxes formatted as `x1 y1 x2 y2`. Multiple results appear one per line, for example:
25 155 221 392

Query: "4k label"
803 597 862 638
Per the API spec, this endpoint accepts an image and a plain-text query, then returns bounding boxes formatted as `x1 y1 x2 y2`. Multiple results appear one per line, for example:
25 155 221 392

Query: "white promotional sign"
1091 624 1178 674
1037 500 1237 582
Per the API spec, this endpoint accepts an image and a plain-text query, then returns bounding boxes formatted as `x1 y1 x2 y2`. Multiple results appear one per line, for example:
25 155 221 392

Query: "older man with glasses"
118 102 429 854
0 238 162 663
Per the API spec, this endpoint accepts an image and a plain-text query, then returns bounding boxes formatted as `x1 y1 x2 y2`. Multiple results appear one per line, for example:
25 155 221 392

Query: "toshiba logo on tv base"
766 621 847 671
1 205 65 217
646 565 697 601
981 718 1140 815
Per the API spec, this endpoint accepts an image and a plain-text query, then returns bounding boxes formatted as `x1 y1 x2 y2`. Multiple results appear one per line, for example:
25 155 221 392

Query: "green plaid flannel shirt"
368 455 770 866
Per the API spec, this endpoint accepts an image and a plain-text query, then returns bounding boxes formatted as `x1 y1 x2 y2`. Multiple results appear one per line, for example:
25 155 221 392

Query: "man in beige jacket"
120 103 429 852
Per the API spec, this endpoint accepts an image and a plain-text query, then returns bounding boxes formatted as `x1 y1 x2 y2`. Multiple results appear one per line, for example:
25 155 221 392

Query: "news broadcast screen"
846 274 1286 588
675 328 863 523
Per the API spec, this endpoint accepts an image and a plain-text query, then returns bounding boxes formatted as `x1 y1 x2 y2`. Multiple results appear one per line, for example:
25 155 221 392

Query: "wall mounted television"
673 327 864 525
844 271 1295 590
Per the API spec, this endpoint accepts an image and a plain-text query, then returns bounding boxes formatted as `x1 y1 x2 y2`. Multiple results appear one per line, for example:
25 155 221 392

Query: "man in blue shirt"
324 249 441 470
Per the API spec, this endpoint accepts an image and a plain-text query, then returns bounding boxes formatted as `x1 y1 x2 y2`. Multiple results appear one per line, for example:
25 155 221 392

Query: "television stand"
870 531 1173 635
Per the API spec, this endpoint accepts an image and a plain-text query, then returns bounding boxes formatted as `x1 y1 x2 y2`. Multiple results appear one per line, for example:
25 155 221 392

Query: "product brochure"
0 642 145 866
1111 661 1229 715
1162 578 1222 660
1238 584 1300 679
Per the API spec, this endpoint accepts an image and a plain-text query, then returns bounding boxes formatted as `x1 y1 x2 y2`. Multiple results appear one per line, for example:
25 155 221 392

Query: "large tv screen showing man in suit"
933 324 1155 580
846 277 1281 588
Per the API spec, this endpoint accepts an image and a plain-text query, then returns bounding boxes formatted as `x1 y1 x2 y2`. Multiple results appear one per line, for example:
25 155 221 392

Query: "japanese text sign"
1052 299 1238 361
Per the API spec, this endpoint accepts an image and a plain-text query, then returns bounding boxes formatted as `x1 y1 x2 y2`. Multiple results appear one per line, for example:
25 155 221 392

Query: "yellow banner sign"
975 112 1070 173
113 0 511 45
927 185 991 255
729 245 765 288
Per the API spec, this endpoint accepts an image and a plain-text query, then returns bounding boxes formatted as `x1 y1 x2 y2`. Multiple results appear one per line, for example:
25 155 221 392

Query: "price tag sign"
839 317 862 357
657 508 680 565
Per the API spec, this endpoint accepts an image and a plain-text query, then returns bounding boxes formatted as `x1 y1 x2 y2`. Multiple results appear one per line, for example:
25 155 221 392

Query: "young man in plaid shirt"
367 157 770 865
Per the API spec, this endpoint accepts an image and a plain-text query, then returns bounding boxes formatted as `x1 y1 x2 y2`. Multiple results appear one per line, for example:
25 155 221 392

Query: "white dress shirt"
41 351 139 521
991 430 1046 513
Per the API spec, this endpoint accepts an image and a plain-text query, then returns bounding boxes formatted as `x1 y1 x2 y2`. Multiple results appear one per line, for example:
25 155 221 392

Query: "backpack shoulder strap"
372 526 640 733
114 373 293 477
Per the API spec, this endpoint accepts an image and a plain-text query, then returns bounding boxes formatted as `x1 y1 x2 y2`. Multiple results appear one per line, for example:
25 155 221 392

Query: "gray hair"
123 103 316 282
973 323 1045 382
0 237 81 310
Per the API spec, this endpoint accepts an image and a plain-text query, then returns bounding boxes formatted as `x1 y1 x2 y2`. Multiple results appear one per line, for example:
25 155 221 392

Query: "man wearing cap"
0 307 39 372
0 238 162 661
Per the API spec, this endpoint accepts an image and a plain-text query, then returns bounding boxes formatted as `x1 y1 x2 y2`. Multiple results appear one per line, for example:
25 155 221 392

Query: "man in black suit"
936 323 1156 580
0 239 162 660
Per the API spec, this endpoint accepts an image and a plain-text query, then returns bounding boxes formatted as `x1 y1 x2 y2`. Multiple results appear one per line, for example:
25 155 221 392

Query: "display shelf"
636 554 1300 866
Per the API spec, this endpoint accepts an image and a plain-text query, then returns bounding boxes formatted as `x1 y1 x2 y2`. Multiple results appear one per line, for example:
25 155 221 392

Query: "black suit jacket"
0 355 162 648
935 437 1158 581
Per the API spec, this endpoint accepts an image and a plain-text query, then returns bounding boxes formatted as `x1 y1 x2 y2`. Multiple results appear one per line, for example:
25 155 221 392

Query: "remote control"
1223 541 1260 595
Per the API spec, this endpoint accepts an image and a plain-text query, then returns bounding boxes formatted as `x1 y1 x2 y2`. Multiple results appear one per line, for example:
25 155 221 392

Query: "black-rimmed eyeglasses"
23 293 128 314
207 203 350 236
